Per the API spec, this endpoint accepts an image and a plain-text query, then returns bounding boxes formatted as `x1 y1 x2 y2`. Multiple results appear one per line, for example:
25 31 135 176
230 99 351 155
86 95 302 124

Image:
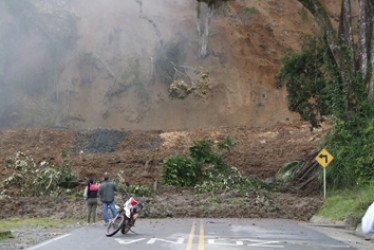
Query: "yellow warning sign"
315 148 334 168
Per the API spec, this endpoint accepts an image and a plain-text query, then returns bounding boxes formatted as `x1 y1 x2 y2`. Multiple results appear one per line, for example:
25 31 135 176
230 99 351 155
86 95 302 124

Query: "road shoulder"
301 216 374 250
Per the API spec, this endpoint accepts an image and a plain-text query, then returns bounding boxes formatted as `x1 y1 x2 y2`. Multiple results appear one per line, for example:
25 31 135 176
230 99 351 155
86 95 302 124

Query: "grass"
230 199 243 205
317 185 374 220
0 218 83 233
207 197 222 203
0 231 12 240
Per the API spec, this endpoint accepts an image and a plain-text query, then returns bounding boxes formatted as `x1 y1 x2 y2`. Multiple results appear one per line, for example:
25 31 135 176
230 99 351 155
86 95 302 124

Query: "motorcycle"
105 182 150 237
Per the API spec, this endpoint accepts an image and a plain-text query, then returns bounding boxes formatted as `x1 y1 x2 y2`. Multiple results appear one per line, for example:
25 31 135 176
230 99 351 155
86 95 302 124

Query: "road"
26 218 359 250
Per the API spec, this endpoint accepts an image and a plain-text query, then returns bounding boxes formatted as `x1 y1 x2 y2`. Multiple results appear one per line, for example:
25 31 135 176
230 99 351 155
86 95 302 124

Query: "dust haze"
0 0 300 130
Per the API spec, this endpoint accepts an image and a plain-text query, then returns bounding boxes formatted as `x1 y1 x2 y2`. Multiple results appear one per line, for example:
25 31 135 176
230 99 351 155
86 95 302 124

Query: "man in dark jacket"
98 174 118 224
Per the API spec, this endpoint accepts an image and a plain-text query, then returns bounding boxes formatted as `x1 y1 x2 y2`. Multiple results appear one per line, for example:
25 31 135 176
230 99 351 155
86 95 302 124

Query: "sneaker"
104 222 109 227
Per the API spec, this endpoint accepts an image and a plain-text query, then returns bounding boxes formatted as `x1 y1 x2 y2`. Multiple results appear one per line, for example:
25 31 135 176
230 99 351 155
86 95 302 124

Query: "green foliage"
73 189 84 198
276 161 305 181
322 102 374 188
275 34 337 128
189 138 216 163
195 166 273 194
275 30 370 130
2 152 78 196
126 183 154 197
161 135 275 194
189 137 233 172
0 231 13 240
161 136 236 187
206 197 222 203
216 135 237 151
161 154 203 187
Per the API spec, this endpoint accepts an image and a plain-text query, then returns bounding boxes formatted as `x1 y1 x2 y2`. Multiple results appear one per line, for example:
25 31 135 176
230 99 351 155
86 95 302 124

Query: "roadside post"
315 148 334 199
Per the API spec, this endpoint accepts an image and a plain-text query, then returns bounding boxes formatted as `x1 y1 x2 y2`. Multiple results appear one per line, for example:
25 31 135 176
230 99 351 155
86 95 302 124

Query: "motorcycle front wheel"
106 215 125 237
121 217 132 235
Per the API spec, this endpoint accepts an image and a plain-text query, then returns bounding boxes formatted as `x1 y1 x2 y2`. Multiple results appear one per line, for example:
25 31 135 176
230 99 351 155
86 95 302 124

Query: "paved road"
26 218 359 250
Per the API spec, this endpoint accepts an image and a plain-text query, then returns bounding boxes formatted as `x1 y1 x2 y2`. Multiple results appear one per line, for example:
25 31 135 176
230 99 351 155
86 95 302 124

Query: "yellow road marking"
199 219 204 250
186 220 196 250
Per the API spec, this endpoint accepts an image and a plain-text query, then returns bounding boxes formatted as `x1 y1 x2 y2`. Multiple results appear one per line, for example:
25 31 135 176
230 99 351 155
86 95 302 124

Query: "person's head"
104 174 109 181
88 178 95 185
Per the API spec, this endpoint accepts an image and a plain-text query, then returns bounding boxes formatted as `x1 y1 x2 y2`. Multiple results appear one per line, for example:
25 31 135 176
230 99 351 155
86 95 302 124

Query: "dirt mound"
0 121 330 220
0 189 323 222
0 121 329 184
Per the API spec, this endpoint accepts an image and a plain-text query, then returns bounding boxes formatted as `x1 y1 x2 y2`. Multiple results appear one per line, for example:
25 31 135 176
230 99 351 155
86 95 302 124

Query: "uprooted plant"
112 170 155 197
168 70 210 99
1 152 78 197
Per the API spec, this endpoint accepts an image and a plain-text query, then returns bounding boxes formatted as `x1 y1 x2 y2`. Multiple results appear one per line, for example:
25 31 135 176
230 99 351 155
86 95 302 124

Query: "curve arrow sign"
319 154 328 164
315 148 333 168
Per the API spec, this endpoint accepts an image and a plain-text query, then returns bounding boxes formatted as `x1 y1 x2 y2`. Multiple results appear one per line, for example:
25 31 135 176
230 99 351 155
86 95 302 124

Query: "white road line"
115 238 146 245
26 233 72 250
146 237 184 245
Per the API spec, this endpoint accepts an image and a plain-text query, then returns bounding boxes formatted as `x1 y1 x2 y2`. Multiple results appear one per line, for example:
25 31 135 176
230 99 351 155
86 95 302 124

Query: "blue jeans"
102 201 117 223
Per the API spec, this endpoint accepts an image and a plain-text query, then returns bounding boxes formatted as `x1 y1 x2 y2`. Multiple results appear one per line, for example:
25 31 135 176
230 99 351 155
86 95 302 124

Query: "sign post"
315 148 334 199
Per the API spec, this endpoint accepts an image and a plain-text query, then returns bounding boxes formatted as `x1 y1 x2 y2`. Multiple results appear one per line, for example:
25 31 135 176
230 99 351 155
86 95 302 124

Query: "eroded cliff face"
0 0 342 130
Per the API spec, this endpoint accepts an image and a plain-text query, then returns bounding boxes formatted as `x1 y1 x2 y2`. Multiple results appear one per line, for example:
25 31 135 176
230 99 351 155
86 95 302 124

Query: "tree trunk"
368 0 374 102
358 0 368 80
297 0 358 109
338 0 355 73
298 1 343 73
338 0 355 108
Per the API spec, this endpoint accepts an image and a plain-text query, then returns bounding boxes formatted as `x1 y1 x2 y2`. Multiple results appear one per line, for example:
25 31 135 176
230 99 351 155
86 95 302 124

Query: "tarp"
362 201 374 234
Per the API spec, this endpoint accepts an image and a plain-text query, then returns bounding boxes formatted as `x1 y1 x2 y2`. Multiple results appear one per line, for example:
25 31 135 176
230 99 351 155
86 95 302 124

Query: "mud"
0 121 329 222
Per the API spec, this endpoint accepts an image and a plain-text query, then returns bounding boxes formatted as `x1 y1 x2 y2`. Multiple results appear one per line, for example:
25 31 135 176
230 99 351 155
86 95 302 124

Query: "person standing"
83 179 99 225
98 173 118 225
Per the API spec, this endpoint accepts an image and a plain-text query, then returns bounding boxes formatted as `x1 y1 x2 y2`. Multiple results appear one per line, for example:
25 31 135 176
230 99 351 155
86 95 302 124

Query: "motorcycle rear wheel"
106 215 125 237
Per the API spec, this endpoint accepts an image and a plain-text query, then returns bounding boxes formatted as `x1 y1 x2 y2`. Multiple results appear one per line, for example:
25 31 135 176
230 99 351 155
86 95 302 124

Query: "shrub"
189 138 217 163
161 136 237 188
161 154 203 187
322 102 374 189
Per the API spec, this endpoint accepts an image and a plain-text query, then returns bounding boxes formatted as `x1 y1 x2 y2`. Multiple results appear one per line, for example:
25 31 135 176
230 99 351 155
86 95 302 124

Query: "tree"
276 0 374 188
358 0 374 102
275 34 338 128
277 0 374 128
297 0 374 102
